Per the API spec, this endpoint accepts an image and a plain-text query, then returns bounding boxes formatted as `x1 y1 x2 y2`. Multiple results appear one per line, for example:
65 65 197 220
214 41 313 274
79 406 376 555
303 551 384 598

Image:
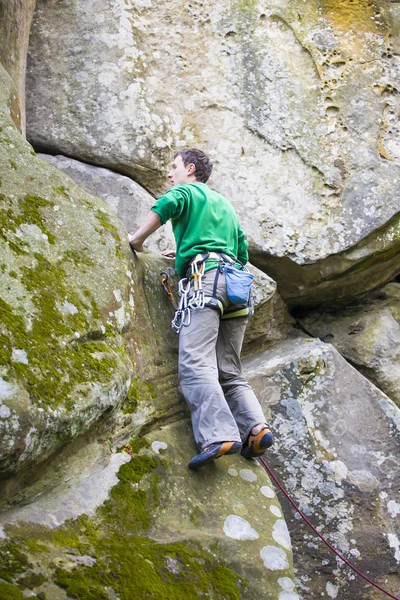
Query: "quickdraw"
171 277 192 333
162 253 253 333
161 271 178 310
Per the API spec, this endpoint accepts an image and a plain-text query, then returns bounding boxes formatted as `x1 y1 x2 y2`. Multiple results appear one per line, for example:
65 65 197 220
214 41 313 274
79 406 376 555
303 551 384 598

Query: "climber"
128 148 273 469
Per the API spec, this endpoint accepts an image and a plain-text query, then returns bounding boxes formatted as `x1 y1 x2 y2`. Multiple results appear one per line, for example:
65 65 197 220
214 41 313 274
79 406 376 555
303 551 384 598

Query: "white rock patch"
260 546 289 570
0 405 11 419
151 441 167 454
273 520 292 549
0 378 15 401
261 485 275 498
278 577 295 591
326 581 339 598
240 469 257 482
63 301 78 315
388 533 400 562
270 505 282 518
347 470 379 492
11 349 29 364
228 467 238 477
113 289 122 303
223 515 259 541
387 500 400 518
279 593 300 600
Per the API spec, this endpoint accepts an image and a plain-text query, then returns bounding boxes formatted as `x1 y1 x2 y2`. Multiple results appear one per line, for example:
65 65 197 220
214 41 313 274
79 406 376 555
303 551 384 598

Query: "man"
129 148 273 469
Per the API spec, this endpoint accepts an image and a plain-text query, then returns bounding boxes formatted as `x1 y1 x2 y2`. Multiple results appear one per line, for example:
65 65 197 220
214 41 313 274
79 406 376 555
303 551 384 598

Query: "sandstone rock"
37 153 175 254
244 263 296 350
300 282 400 407
0 420 298 599
0 0 36 133
243 338 400 598
0 65 135 477
27 0 400 305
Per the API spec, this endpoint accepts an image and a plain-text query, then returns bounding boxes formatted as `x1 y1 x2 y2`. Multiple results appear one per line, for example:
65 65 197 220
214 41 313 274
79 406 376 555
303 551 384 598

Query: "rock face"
0 0 36 133
243 338 400 598
0 421 298 599
26 0 400 305
300 282 400 407
0 64 135 477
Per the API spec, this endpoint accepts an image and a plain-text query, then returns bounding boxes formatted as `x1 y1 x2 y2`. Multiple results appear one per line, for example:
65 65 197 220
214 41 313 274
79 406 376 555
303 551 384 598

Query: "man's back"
151 183 248 277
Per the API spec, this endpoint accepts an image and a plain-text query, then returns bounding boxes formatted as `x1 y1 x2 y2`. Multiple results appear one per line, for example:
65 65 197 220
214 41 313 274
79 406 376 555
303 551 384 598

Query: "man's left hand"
128 233 144 252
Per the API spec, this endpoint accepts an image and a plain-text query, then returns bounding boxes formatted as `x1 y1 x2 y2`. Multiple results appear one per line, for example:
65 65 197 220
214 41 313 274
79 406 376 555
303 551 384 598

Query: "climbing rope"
258 457 399 600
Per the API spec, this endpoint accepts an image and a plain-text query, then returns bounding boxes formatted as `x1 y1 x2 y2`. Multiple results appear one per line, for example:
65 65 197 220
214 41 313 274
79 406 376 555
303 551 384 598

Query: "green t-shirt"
151 183 249 277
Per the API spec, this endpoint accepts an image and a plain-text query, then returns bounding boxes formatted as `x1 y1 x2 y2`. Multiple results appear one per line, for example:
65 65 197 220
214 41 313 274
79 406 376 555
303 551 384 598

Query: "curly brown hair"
174 148 213 183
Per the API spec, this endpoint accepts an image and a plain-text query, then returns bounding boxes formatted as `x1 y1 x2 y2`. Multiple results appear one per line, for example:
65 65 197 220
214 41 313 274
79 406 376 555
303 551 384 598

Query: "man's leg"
179 304 242 451
216 317 269 444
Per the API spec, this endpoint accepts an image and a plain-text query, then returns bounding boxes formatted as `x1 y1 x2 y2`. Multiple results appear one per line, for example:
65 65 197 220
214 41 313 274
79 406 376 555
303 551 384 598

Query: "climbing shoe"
188 441 242 469
241 426 273 459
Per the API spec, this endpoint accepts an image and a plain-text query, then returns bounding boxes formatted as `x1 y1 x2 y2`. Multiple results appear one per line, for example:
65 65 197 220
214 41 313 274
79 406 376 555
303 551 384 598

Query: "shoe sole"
188 441 241 469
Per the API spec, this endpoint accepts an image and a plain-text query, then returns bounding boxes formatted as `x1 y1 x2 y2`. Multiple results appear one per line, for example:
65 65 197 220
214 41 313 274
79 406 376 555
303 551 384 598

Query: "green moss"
53 186 69 198
95 210 124 258
0 333 11 365
123 378 157 414
0 447 246 599
117 455 158 485
9 160 17 170
63 250 95 268
20 195 55 244
0 255 119 409
127 437 150 454
0 541 29 582
0 194 55 246
18 572 46 589
0 582 24 600
55 567 108 600
8 270 17 278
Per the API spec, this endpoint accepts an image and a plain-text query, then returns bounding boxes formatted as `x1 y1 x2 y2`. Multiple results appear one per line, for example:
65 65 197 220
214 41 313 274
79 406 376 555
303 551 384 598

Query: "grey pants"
179 268 267 450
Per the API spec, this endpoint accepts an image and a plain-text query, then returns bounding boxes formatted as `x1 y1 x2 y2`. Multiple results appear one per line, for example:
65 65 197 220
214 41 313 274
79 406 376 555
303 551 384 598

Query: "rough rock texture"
243 338 400 598
0 0 36 133
37 153 175 254
0 64 136 477
0 421 298 599
27 0 400 305
300 282 400 407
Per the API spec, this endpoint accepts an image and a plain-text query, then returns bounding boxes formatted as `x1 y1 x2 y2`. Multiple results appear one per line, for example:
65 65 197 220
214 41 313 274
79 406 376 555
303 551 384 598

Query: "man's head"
168 148 213 186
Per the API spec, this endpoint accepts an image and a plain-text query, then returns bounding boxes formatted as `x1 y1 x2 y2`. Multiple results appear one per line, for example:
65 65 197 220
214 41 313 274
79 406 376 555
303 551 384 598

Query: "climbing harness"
162 252 254 333
258 456 400 600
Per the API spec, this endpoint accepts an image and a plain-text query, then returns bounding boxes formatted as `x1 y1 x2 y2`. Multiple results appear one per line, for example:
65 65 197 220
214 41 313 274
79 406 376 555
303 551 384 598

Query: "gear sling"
171 252 254 333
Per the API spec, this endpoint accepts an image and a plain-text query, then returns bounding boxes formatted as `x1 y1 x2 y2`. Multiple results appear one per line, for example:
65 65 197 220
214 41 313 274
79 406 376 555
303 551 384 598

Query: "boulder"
300 282 400 407
243 337 400 598
0 420 298 599
26 0 400 305
37 153 175 254
0 64 135 477
0 0 36 133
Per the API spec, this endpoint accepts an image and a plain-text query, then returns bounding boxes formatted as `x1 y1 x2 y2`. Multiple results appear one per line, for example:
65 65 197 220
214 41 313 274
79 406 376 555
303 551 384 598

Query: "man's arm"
128 210 161 252
237 224 249 265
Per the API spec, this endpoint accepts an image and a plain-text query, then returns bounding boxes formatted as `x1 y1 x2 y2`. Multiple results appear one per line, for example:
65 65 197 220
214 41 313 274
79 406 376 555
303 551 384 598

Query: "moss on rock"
0 64 134 475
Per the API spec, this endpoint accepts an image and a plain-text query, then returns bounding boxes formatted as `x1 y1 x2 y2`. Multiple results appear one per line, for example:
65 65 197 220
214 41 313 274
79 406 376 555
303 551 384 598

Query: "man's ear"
187 163 196 175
